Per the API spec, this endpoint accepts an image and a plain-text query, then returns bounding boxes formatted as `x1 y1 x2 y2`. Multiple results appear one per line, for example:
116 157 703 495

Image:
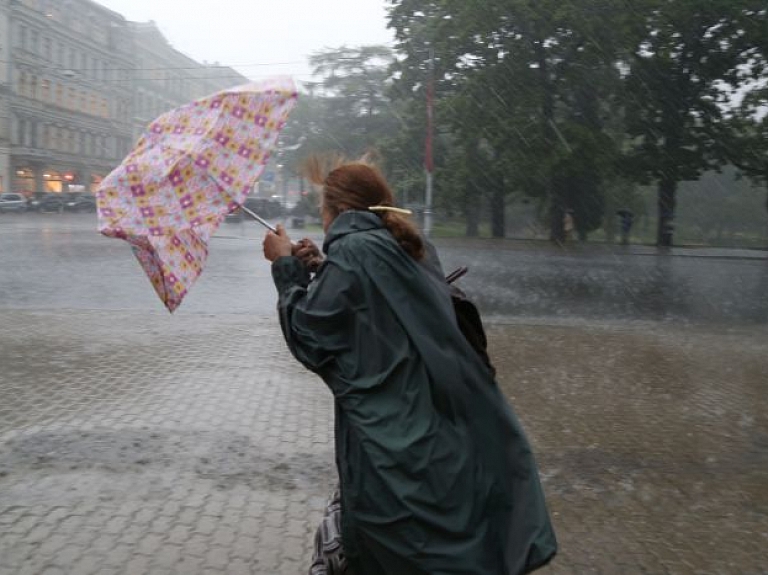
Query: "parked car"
0 193 28 213
64 193 97 213
224 204 245 223
33 194 66 213
225 197 283 223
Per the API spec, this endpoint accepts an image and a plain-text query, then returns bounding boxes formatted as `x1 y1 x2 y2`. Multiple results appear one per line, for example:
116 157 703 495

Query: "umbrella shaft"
241 205 277 232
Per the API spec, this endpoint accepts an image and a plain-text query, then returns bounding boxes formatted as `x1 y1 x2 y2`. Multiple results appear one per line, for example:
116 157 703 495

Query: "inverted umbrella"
97 77 298 311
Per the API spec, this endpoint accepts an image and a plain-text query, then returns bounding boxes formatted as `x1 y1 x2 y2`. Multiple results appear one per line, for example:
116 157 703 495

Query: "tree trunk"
763 167 768 216
491 187 505 238
603 191 617 244
549 200 566 244
464 185 480 237
465 205 480 237
549 171 568 244
656 177 677 247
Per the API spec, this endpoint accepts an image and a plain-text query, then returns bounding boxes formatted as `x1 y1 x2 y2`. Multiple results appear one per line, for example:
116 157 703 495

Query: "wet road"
1 213 766 324
0 213 767 574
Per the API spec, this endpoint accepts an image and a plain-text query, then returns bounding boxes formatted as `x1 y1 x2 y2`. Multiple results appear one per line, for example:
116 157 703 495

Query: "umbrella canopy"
97 77 298 311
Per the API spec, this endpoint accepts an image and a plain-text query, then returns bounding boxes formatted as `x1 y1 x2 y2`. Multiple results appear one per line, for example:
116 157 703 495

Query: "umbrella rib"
240 205 277 232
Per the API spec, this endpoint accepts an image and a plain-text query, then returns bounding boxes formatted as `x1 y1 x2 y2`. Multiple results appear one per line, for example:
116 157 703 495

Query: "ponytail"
374 210 425 261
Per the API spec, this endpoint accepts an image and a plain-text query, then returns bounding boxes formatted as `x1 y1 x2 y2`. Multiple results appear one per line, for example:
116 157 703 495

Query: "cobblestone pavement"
488 321 768 575
1 309 766 574
0 310 336 575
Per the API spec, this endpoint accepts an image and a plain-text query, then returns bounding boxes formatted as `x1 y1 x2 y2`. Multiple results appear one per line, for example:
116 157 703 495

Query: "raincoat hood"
322 209 382 254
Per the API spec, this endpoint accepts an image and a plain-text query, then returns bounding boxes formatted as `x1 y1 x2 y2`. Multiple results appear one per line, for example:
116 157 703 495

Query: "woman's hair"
302 154 425 260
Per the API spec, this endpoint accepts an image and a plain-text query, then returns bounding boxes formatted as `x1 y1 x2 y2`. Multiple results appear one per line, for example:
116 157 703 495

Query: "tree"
726 85 768 219
622 1 767 246
304 45 400 158
274 46 402 203
388 0 628 239
386 1 767 244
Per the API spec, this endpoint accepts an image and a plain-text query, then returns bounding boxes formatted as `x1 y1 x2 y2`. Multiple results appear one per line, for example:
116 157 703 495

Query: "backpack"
445 267 495 376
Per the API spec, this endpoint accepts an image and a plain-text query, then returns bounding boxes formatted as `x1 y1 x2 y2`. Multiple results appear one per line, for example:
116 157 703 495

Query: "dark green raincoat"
271 211 556 575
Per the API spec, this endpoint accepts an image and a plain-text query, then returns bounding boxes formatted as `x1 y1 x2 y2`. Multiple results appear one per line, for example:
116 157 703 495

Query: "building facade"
1 1 15 194
129 22 248 144
6 0 134 195
0 0 249 197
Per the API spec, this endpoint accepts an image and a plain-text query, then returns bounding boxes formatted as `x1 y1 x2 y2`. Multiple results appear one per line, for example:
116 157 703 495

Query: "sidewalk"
0 310 336 575
430 235 768 260
1 309 766 574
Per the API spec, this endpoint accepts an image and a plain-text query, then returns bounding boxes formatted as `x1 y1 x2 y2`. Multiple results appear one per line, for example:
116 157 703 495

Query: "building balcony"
11 147 49 160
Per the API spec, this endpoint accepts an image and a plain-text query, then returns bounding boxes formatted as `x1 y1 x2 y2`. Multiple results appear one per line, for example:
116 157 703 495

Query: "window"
22 120 30 147
16 119 25 146
43 38 52 61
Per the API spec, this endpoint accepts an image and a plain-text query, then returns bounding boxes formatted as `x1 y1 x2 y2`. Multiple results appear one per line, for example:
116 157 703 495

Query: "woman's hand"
262 224 293 262
293 238 324 273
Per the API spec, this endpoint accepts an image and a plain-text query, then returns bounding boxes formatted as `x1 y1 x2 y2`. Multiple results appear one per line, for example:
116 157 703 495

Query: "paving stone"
0 305 766 574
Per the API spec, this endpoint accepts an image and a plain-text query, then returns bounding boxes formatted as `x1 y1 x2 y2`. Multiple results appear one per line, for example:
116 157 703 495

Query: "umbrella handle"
240 205 277 232
446 266 468 284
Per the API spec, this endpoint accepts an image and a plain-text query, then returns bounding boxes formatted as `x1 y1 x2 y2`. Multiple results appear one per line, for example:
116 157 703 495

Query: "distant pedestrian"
262 156 557 575
563 209 575 242
617 209 634 245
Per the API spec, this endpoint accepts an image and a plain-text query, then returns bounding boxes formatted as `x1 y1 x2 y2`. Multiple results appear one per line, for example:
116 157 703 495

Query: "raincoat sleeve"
271 255 356 374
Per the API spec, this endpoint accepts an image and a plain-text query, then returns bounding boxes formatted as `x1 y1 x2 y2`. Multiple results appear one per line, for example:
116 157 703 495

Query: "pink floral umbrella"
97 77 298 312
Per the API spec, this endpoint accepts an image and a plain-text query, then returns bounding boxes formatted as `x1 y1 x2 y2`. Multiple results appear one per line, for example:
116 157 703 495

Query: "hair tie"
368 205 413 215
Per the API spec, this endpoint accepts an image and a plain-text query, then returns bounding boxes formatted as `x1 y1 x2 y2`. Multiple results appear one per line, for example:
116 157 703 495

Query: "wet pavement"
0 214 767 574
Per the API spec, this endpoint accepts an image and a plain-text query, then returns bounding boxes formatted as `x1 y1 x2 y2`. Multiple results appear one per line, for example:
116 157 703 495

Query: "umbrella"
97 77 298 312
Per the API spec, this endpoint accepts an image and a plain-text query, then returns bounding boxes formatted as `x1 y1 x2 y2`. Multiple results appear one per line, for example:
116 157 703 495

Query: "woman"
262 157 556 575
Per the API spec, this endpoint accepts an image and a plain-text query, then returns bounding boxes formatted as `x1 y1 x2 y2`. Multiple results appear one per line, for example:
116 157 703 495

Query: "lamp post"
424 46 435 237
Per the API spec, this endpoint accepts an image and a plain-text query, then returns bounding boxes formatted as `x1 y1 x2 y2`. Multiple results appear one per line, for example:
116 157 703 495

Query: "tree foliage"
726 85 768 214
622 1 768 244
387 0 630 240
293 3 768 244
385 0 768 243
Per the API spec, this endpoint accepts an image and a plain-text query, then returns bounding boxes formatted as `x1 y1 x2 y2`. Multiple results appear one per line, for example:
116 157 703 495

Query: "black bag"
446 267 495 376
